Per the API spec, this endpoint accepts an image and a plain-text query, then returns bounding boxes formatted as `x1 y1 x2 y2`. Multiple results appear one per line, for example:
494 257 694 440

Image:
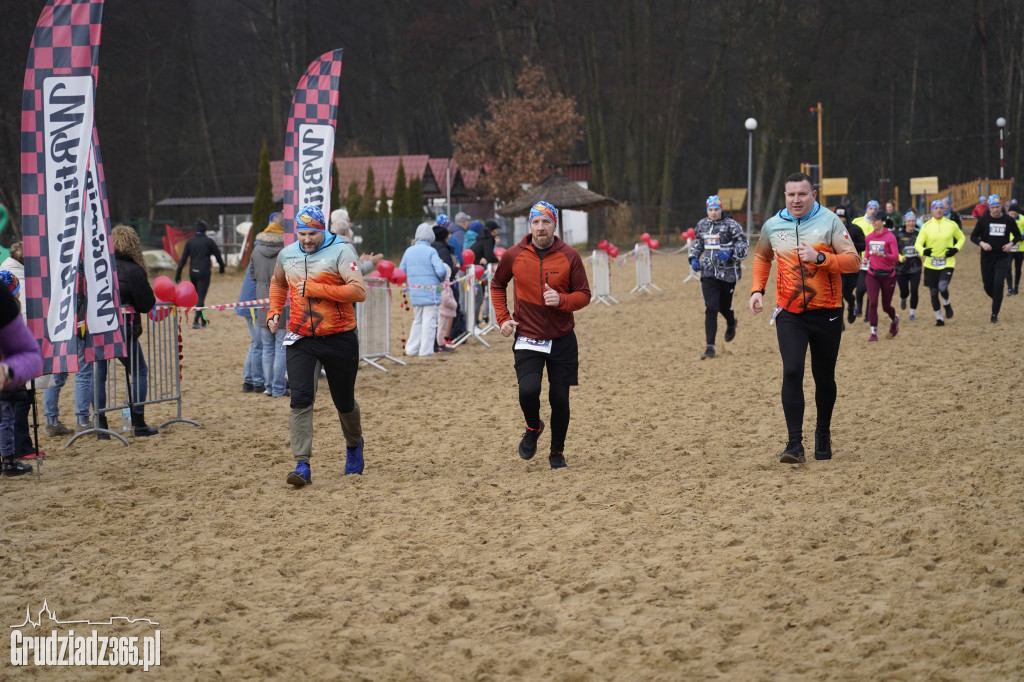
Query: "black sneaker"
2 457 33 477
846 306 856 324
700 345 716 359
252 384 266 394
779 441 805 464
814 431 832 460
900 297 907 310
518 420 544 460
724 320 737 342
944 302 954 318
242 382 255 393
549 451 568 469
935 319 945 327
991 314 998 323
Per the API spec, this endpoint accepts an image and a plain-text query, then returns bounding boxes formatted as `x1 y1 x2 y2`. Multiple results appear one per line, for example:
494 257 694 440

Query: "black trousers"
700 278 736 346
980 254 1011 316
190 266 211 325
775 308 843 444
896 270 921 309
287 329 359 414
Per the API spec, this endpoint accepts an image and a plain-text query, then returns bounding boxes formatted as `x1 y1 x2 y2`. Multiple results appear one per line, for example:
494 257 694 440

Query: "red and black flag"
21 0 123 373
281 50 344 244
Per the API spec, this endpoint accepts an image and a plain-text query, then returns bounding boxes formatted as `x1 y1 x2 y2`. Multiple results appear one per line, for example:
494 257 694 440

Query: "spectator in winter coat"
399 223 447 357
235 268 265 394
250 215 289 397
463 220 485 251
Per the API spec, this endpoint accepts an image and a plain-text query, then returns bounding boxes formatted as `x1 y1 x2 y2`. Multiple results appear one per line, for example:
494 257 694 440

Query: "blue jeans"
96 336 149 417
1 393 33 457
244 316 265 386
43 372 68 424
74 351 96 424
259 325 288 396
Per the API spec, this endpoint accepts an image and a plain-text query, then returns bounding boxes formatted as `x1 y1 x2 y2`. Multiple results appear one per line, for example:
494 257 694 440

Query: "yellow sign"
910 176 939 195
716 188 747 211
821 177 848 196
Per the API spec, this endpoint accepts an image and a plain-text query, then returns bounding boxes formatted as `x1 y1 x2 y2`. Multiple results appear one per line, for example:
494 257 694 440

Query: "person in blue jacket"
400 222 447 357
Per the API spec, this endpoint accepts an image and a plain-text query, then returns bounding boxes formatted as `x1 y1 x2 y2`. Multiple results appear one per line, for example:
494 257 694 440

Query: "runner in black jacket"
970 195 1022 322
894 212 923 321
174 219 225 328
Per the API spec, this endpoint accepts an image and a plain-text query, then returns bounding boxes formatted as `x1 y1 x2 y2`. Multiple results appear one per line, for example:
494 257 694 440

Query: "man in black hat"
175 219 225 328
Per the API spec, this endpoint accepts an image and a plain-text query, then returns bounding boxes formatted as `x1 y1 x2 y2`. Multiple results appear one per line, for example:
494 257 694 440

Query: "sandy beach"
3 241 1023 680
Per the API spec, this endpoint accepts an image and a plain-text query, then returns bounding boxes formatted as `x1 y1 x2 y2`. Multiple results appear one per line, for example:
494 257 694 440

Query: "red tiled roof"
271 155 433 199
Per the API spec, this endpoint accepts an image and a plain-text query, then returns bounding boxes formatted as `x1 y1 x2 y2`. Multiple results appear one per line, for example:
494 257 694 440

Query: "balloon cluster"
154 275 198 308
640 232 661 250
368 260 407 286
597 239 620 258
681 227 696 241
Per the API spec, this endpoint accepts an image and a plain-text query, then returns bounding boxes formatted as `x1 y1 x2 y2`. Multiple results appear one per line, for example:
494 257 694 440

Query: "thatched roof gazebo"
496 172 617 219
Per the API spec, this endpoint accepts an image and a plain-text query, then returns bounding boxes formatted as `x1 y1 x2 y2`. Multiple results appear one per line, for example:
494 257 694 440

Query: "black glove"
922 248 932 256
945 247 959 258
219 265 225 275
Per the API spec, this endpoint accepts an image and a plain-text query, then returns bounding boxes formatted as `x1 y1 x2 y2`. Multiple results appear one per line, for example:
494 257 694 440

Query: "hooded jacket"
491 233 591 340
399 223 447 306
751 202 861 313
114 253 156 338
689 215 748 282
268 230 365 337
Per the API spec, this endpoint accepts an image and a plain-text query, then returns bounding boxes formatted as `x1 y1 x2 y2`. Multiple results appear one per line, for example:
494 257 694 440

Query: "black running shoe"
814 431 832 460
846 306 856 324
724 320 737 342
944 302 954 318
2 457 32 477
935 319 945 327
779 441 805 464
518 420 544 460
900 297 907 310
549 452 568 469
700 345 716 359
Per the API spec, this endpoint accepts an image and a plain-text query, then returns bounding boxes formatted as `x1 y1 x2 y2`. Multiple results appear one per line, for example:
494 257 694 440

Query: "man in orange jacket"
491 202 591 469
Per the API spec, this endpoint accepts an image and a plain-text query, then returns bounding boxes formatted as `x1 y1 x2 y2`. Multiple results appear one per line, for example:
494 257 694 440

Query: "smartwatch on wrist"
815 251 826 265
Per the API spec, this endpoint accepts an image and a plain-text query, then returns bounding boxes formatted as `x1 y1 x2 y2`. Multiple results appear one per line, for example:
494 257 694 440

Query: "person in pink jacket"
864 214 900 341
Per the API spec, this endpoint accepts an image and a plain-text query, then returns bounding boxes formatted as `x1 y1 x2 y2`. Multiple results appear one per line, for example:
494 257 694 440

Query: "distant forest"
1 0 1022 235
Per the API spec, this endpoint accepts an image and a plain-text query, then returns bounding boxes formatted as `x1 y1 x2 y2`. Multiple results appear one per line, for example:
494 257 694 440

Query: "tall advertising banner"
21 0 123 373
281 50 344 244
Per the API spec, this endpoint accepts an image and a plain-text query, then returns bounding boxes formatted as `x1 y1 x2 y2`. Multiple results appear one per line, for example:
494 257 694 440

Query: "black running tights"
775 309 843 444
518 373 571 454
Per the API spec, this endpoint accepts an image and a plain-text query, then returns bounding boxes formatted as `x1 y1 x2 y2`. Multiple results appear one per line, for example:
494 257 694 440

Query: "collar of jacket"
779 202 821 223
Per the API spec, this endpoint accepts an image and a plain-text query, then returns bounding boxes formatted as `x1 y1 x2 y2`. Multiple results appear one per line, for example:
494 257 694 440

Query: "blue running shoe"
345 438 364 475
287 461 312 487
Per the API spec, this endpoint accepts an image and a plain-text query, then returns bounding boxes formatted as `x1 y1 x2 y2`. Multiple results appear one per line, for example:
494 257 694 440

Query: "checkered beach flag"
282 50 344 245
21 0 123 374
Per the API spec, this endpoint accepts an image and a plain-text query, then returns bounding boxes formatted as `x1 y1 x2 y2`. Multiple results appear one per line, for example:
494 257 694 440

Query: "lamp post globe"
996 117 1006 128
745 118 758 131
997 117 1007 179
745 118 757 233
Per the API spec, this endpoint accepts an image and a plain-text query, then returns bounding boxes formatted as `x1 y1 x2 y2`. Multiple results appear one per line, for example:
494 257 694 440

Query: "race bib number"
282 331 302 346
702 234 721 250
514 336 553 354
868 241 886 256
989 223 1006 237
930 257 947 268
902 245 918 257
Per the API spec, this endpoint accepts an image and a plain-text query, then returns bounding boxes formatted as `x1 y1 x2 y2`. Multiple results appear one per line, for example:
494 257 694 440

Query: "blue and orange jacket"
491 234 591 340
751 203 861 313
268 233 365 336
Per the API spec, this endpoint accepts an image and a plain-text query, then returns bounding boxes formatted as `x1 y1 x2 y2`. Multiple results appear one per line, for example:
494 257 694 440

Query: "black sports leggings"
775 309 843 444
700 278 736 345
841 272 858 317
1010 253 1023 290
896 271 921 309
518 374 571 454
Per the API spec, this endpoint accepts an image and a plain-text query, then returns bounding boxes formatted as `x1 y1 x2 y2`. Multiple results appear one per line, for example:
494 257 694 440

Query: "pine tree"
346 180 362 219
392 160 409 219
377 187 390 220
251 140 274 230
330 160 341 216
363 167 377 220
407 176 424 219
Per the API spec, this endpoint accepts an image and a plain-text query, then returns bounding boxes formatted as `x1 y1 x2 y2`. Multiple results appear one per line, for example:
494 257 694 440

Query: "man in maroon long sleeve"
491 201 591 469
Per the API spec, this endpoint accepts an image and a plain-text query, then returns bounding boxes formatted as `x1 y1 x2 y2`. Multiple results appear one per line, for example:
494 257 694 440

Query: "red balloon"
390 268 407 285
649 238 660 250
154 275 176 303
367 270 382 279
641 232 651 243
474 264 486 280
598 239 609 251
376 260 395 279
174 281 198 308
462 249 475 266
608 245 620 258
494 247 506 260
148 306 171 322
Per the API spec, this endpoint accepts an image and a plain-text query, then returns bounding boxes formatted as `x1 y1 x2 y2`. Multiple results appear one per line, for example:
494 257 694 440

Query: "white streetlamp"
997 117 1007 180
745 118 758 233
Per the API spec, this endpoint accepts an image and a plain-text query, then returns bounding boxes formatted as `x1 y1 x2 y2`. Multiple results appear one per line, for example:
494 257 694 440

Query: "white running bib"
514 336 553 354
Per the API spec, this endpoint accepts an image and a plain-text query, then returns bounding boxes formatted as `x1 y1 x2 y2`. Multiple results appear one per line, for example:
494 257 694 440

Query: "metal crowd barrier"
630 243 662 294
590 250 619 306
453 271 491 349
477 264 500 336
67 304 201 446
357 277 405 372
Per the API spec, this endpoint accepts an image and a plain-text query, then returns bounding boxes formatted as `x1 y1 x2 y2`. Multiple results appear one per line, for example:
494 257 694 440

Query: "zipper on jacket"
304 253 317 336
795 219 808 310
